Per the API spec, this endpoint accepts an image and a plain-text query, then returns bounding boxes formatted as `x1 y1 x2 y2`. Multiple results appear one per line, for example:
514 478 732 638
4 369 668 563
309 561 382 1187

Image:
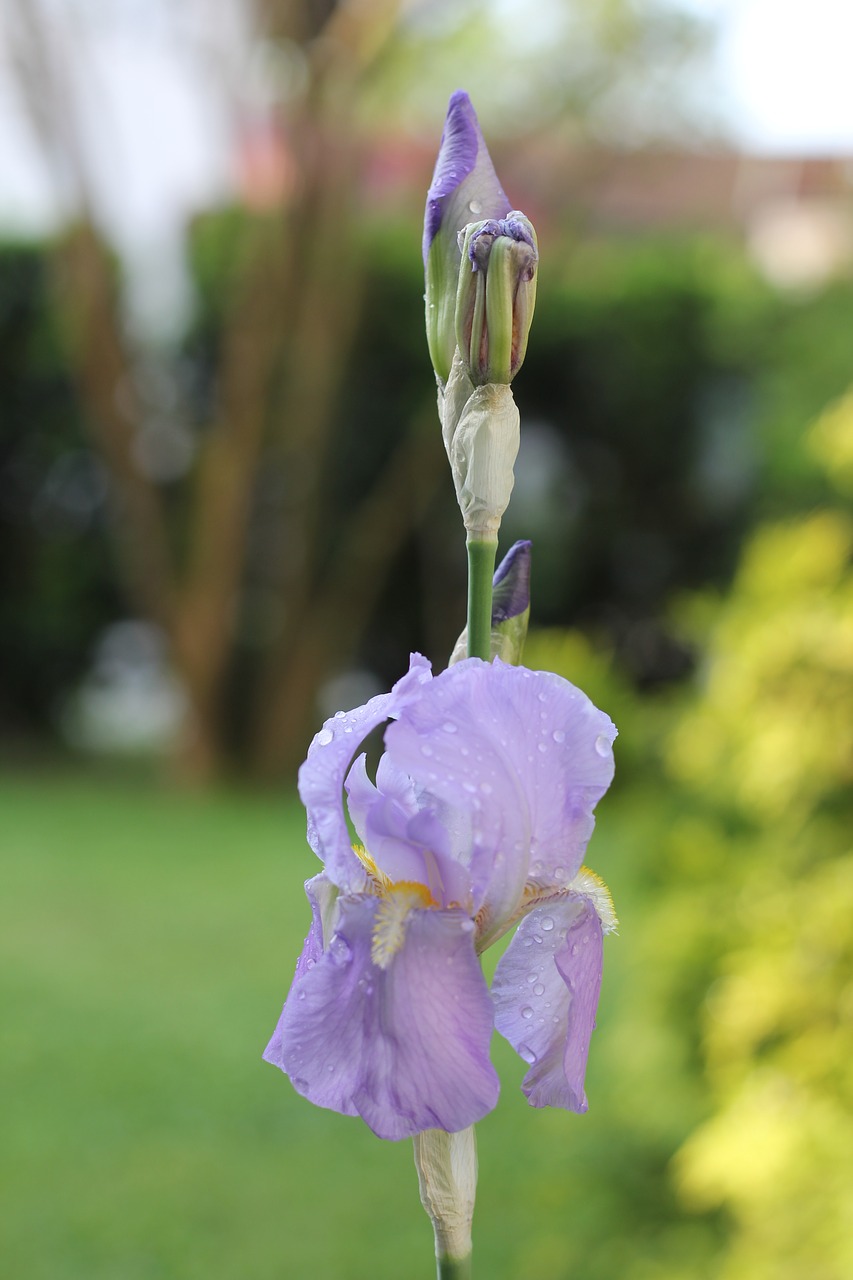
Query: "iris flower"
264 655 617 1141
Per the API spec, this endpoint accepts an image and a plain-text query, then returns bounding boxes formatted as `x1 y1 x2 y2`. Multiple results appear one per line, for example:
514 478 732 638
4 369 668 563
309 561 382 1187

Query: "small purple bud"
492 539 532 624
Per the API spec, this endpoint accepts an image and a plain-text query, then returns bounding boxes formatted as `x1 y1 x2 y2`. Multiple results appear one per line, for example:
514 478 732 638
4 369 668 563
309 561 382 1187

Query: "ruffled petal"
297 654 432 891
491 896 603 1112
265 895 499 1140
385 659 616 928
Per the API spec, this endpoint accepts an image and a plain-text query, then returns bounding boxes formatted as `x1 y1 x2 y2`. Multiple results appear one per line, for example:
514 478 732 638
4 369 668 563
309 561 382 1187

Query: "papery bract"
264 655 617 1140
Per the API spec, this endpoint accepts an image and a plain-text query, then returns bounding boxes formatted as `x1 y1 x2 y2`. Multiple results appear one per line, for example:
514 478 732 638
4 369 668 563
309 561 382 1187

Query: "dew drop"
522 937 533 948
334 710 345 719
442 721 458 733
540 916 555 932
421 744 434 757
526 971 538 984
293 1076 309 1090
305 957 316 970
468 199 482 214
463 782 477 794
537 692 547 703
329 936 352 966
517 1043 536 1064
297 989 306 1000
317 728 334 746
552 729 566 744
460 746 470 757
532 933 543 944
595 733 612 757
533 982 545 996
553 866 567 882
521 1005 534 1019
480 782 493 795
537 742 548 754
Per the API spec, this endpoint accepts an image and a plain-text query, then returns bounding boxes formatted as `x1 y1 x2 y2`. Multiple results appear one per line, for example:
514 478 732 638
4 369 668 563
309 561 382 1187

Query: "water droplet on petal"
553 866 567 882
305 957 316 969
541 916 555 932
329 936 352 966
533 982 545 996
526 971 538 984
480 782 493 795
442 721 457 733
460 745 470 757
537 692 547 703
532 934 543 944
537 742 548 754
317 728 334 746
595 733 612 757
293 1076 309 1090
518 1043 536 1064
327 1063 335 1073
463 782 477 794
552 729 566 744
421 744 434 757
521 1005 534 1019
468 199 482 214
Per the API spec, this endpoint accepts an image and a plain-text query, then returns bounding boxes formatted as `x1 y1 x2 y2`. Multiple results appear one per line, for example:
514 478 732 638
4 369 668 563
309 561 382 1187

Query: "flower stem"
466 538 498 660
437 1254 473 1279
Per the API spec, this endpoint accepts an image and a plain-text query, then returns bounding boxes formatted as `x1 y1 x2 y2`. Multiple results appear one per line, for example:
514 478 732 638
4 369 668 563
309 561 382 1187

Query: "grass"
0 769 713 1280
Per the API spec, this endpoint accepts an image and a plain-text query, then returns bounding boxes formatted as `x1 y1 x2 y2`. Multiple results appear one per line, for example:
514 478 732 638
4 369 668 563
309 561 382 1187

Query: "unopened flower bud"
455 213 538 386
423 91 513 385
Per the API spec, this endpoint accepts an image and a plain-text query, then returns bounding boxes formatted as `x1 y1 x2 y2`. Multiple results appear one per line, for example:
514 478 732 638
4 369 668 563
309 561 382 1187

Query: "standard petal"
266 895 499 1140
491 897 603 1112
385 659 616 928
297 654 432 891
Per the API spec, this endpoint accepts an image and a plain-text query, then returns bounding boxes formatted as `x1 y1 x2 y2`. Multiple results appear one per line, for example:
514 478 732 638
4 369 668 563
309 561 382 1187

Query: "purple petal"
492 540 532 623
423 90 511 264
265 895 499 1140
491 896 603 1111
384 660 616 929
263 872 337 1066
345 752 472 906
297 654 432 892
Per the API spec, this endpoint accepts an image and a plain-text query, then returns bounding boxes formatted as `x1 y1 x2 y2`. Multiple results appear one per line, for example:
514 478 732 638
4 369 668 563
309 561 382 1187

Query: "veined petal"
298 654 432 892
492 896 603 1112
385 659 616 932
265 895 499 1140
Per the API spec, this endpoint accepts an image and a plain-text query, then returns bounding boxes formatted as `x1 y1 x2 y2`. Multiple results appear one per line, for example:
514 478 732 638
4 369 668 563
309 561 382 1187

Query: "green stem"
437 1255 472 1280
466 538 497 660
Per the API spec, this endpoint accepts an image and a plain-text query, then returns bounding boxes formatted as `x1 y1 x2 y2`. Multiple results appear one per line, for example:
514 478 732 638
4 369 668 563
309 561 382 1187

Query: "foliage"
0 242 119 737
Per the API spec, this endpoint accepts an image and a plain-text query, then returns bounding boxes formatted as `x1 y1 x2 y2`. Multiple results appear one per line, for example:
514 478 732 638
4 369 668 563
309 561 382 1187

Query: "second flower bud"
455 212 538 386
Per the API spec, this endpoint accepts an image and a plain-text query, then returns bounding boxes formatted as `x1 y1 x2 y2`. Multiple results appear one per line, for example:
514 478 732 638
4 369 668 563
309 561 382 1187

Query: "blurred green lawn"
0 771 713 1280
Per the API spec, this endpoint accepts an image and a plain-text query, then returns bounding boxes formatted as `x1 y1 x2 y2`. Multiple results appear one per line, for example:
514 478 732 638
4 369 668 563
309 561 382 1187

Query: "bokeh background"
2 1 852 1277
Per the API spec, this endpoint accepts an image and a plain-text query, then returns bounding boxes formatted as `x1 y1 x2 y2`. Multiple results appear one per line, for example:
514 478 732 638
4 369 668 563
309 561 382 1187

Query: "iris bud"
455 213 538 386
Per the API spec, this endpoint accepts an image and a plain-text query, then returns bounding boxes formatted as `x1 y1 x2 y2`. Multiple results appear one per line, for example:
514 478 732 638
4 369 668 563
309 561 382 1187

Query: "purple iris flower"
264 655 617 1141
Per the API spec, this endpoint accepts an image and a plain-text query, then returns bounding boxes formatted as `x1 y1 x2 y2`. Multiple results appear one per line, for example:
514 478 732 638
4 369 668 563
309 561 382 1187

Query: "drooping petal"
297 654 432 892
491 896 603 1112
262 872 338 1067
264 895 499 1140
385 659 616 931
